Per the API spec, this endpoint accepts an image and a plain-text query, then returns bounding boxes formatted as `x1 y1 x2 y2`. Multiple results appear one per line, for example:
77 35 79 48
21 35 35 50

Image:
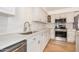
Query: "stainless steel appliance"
55 24 66 29
0 40 26 52
55 18 66 29
55 18 67 41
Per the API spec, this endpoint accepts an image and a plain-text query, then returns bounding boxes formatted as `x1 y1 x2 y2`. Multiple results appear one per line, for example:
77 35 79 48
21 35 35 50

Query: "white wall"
7 16 22 33
7 8 25 33
0 16 8 33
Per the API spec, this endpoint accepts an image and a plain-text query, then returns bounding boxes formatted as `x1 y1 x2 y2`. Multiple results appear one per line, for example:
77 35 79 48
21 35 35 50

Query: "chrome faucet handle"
24 21 31 32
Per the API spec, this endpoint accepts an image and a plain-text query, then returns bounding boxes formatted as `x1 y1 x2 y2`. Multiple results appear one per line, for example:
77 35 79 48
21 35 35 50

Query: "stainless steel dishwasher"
0 40 27 52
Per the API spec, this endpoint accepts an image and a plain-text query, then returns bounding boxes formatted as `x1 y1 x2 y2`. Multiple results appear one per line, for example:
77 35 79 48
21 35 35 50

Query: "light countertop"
0 29 50 50
0 33 33 50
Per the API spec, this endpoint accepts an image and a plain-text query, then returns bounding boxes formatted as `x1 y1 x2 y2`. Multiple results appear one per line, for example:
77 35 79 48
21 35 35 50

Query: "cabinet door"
67 30 76 43
27 36 37 52
25 7 32 22
35 34 41 52
32 8 40 21
27 30 50 52
47 29 50 41
39 30 50 52
37 32 47 52
45 30 50 46
43 31 48 48
66 13 74 23
66 23 73 30
27 37 34 52
27 35 40 52
76 32 79 52
42 32 46 51
37 33 43 52
50 29 55 39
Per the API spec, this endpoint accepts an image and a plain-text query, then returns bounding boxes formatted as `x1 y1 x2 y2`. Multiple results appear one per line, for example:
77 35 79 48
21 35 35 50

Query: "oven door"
55 31 67 41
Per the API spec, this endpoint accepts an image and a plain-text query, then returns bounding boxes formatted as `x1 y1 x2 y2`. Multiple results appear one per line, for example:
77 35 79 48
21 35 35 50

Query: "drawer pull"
38 41 40 44
33 38 36 40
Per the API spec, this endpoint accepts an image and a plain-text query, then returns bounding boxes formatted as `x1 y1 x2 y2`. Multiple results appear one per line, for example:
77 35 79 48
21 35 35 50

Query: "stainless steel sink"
19 31 37 35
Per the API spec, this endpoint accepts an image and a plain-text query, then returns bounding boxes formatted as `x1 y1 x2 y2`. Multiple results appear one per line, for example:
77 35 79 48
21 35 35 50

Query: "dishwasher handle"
12 42 26 52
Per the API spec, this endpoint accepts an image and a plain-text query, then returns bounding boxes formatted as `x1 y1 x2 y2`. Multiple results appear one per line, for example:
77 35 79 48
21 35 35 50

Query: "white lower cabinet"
41 32 45 51
67 30 76 43
39 29 50 52
50 29 55 39
27 33 43 52
76 32 79 52
27 36 37 52
38 33 44 52
27 29 50 52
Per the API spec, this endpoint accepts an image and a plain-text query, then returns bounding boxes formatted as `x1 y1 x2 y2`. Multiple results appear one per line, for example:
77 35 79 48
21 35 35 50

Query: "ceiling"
43 7 79 15
44 7 68 11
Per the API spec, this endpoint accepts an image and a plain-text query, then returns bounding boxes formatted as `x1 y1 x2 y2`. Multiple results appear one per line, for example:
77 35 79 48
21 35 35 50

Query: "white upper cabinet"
32 8 42 21
0 8 16 34
16 7 32 22
66 13 74 23
0 7 16 16
32 8 47 23
24 8 32 22
0 7 48 34
39 9 47 23
16 7 47 23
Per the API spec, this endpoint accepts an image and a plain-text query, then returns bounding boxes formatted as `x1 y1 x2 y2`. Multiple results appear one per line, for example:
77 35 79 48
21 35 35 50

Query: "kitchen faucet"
24 21 31 32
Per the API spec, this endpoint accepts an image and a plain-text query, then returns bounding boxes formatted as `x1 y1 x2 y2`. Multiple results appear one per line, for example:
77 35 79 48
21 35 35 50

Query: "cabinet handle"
33 38 36 40
38 41 40 44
